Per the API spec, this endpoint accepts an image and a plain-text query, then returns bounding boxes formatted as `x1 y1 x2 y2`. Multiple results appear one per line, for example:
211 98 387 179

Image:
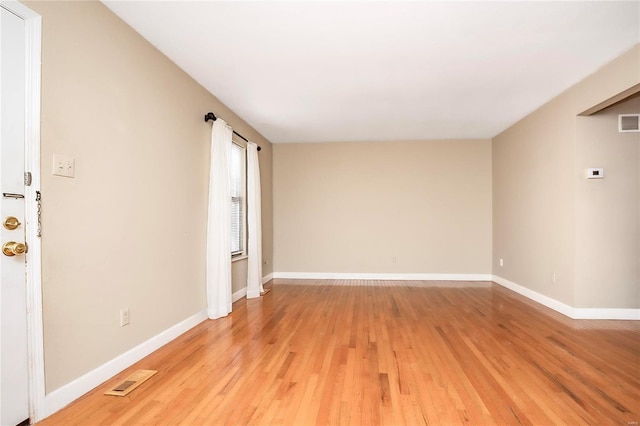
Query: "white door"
0 5 30 426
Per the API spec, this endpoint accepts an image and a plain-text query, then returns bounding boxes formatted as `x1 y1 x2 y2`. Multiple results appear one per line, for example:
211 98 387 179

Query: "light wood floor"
39 280 640 425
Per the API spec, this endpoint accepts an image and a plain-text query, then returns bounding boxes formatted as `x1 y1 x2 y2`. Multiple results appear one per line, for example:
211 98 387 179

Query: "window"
230 142 246 256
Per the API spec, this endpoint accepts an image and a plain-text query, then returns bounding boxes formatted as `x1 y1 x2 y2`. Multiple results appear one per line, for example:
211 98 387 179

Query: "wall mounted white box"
586 168 604 179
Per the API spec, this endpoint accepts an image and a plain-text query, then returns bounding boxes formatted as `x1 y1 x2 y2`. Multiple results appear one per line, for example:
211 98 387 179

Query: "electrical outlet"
552 273 557 284
499 258 504 267
52 154 75 178
120 308 130 327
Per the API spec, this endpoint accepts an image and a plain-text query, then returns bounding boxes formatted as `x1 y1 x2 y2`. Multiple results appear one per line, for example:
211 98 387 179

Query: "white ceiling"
103 1 640 143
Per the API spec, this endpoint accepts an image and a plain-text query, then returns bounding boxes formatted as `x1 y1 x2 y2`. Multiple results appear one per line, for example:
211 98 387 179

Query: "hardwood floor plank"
38 280 640 425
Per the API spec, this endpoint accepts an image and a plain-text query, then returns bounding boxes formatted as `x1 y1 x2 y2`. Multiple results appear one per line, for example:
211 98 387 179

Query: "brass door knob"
2 241 27 256
3 216 21 230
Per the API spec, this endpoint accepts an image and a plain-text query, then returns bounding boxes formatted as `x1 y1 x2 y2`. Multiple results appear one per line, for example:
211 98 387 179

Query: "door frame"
1 0 44 421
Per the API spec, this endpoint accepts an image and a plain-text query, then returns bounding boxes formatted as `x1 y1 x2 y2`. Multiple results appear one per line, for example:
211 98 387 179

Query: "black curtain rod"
204 112 261 151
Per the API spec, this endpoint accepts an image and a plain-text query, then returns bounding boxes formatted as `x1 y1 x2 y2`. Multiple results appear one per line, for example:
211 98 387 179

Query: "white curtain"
206 119 233 319
246 141 264 298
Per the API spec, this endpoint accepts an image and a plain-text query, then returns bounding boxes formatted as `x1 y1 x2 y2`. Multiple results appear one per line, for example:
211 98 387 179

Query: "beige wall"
25 1 272 393
493 44 640 307
575 95 640 308
273 140 492 274
231 259 249 293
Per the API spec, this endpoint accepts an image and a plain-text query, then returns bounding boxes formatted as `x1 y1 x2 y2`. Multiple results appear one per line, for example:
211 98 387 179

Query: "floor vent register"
104 369 157 397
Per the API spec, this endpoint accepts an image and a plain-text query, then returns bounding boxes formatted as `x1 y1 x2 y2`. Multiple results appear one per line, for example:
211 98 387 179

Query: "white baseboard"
272 272 493 281
232 273 273 302
492 275 640 320
572 308 640 320
492 275 575 317
43 310 208 419
232 287 247 303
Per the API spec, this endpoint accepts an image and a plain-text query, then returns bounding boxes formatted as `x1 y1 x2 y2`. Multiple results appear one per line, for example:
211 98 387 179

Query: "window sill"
232 255 248 263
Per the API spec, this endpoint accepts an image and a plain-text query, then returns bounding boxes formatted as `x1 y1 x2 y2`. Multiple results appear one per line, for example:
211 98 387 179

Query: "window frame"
230 139 247 258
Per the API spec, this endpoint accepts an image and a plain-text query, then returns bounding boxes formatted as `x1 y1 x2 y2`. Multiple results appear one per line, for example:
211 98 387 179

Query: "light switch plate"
52 154 75 178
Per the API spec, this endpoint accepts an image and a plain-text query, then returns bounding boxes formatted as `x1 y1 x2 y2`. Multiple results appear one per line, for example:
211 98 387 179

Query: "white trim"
42 310 207 420
230 281 272 303
24 11 44 425
492 275 640 320
1 1 45 422
230 274 274 300
491 275 575 318
232 287 247 303
272 272 492 281
573 308 640 320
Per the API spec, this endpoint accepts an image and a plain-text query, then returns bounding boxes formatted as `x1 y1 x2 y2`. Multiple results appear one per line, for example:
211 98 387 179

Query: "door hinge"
24 172 32 186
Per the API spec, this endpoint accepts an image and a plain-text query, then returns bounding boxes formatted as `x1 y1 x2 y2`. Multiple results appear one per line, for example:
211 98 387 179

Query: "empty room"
1 1 639 425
